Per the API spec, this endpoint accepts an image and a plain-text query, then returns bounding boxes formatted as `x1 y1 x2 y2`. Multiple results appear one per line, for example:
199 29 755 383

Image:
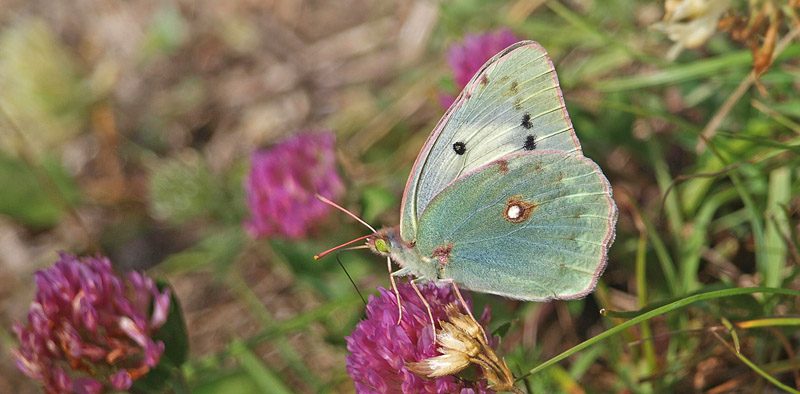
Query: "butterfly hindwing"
400 41 581 241
414 151 616 300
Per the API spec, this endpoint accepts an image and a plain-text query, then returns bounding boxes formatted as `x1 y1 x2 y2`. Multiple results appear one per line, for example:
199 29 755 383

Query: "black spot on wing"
521 113 533 129
524 135 536 150
453 141 466 155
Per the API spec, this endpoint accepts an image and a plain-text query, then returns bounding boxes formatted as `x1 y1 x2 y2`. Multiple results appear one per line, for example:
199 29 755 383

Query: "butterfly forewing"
415 152 616 300
400 41 581 241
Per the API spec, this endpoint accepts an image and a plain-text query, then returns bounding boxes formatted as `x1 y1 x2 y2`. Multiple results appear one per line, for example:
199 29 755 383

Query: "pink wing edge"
399 40 582 239
420 150 618 301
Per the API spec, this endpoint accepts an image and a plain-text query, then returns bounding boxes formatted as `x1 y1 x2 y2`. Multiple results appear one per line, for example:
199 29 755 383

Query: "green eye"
375 239 389 253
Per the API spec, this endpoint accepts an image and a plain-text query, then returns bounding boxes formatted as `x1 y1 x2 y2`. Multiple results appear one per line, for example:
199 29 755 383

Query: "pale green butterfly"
318 40 617 318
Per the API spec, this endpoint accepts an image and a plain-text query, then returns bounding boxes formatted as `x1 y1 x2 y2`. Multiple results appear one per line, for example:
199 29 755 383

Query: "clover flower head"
11 253 171 393
448 29 522 89
244 131 344 239
441 28 521 107
345 282 494 394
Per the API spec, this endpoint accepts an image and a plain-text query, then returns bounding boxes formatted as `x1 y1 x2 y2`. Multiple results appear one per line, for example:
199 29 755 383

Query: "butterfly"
318 40 617 316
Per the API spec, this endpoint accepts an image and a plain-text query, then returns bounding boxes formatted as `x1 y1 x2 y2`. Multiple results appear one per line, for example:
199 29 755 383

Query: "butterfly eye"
375 238 389 253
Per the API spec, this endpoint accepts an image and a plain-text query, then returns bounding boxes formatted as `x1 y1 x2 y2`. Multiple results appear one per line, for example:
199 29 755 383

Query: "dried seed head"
407 303 523 393
407 317 481 378
444 303 486 342
406 351 472 378
346 284 493 393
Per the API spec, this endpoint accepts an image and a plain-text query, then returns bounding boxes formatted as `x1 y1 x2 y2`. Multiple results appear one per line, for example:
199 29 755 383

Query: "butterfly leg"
409 279 436 327
441 279 488 342
387 256 404 324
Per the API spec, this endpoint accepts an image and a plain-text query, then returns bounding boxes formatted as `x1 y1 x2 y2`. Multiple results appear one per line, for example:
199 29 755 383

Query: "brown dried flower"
407 304 523 394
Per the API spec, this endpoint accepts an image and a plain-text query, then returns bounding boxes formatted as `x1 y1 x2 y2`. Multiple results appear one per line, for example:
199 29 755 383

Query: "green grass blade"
764 166 791 288
727 171 768 294
226 272 324 391
525 287 800 377
720 317 740 353
649 140 684 244
715 131 800 154
736 317 800 329
186 293 362 374
680 188 738 292
594 44 800 91
715 334 800 394
630 199 680 295
546 1 661 66
636 233 657 374
230 340 295 394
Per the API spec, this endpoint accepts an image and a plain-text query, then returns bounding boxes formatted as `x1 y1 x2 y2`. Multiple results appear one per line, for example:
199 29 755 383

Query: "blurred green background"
1 0 799 393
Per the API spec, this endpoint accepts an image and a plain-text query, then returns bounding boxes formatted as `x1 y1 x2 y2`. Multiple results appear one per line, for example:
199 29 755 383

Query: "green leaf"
130 279 189 394
491 320 514 339
154 279 189 367
0 152 79 228
148 153 221 224
0 18 92 154
131 361 174 394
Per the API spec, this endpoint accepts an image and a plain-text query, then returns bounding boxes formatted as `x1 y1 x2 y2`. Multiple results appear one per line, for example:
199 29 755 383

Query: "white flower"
653 0 732 60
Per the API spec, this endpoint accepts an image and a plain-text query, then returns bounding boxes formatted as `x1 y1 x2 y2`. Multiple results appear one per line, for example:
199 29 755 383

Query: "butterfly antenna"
314 234 372 260
336 251 367 306
316 194 376 233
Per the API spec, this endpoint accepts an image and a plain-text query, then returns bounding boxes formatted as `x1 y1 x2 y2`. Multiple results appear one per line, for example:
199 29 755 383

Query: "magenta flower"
244 131 344 239
441 29 522 107
345 282 495 394
11 253 171 394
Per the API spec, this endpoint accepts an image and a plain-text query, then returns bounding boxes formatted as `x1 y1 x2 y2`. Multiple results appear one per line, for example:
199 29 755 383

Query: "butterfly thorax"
368 226 439 282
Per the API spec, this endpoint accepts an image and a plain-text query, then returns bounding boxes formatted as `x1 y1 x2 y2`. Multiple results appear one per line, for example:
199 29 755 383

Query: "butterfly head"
312 196 419 274
366 227 396 258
